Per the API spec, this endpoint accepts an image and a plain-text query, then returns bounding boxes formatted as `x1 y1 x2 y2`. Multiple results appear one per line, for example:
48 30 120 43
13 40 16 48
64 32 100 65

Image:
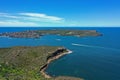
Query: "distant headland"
0 30 102 38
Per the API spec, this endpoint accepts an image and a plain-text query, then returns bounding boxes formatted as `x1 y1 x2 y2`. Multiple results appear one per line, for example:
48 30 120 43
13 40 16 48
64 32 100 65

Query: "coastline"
40 49 72 78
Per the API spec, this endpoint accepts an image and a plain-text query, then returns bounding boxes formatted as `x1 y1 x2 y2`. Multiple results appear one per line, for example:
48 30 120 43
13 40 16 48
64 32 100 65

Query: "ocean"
0 27 120 80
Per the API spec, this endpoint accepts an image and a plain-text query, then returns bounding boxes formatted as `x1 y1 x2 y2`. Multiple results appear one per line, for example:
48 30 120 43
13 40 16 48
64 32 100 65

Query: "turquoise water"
0 27 120 80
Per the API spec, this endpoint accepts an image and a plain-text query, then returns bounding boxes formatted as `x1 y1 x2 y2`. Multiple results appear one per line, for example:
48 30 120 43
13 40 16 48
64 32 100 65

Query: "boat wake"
56 39 61 41
72 43 120 52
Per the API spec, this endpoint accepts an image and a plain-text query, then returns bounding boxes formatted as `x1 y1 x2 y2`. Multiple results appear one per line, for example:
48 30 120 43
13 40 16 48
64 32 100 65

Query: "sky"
0 0 120 27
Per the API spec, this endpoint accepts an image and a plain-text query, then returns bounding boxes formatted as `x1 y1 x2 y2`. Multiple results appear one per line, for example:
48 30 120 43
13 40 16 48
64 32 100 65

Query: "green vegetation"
0 46 82 80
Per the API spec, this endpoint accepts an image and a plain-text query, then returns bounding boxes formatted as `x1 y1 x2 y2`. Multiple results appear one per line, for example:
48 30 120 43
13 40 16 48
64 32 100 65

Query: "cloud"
0 12 64 26
0 20 39 27
19 13 63 21
0 13 19 19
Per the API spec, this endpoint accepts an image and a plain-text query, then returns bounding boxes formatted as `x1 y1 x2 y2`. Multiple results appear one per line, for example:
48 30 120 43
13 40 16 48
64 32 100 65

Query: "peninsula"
0 30 102 38
0 46 83 80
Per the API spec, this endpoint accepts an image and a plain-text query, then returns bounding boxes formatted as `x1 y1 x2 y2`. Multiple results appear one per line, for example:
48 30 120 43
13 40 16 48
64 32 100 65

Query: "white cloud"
0 20 39 27
0 13 19 19
0 12 65 26
19 13 63 21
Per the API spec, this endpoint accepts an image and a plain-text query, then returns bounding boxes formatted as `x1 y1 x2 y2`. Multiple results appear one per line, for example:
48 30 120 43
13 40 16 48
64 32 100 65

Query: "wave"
72 43 120 52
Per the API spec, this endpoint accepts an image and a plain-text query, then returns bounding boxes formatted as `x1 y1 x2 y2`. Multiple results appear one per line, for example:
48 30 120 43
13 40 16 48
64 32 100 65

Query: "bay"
0 27 120 80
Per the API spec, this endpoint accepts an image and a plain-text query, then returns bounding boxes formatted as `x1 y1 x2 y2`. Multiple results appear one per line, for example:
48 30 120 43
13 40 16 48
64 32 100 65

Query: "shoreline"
40 49 72 78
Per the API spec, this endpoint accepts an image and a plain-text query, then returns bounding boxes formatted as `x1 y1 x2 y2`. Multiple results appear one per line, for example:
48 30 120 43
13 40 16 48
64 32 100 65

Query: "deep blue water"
0 27 120 80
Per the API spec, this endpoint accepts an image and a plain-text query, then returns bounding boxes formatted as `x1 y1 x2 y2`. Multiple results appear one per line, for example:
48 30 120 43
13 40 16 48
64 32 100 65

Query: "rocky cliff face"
40 48 68 78
46 48 67 61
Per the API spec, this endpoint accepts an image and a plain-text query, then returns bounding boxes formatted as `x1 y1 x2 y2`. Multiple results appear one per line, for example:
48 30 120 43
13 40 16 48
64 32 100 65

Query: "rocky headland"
0 46 83 80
